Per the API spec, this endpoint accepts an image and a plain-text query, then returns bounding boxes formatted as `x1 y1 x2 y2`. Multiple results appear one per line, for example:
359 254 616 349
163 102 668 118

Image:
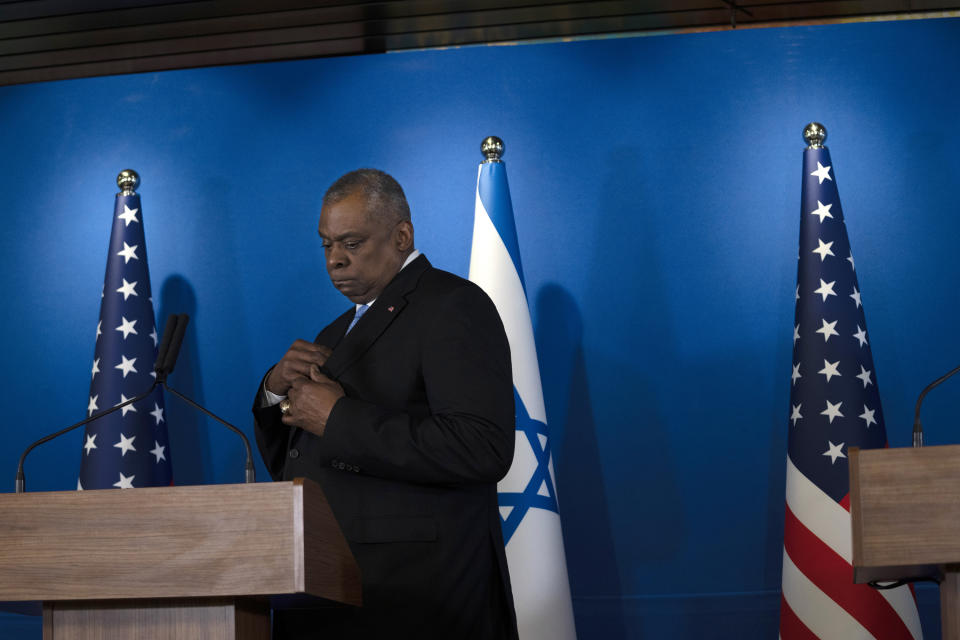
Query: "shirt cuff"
262 384 286 407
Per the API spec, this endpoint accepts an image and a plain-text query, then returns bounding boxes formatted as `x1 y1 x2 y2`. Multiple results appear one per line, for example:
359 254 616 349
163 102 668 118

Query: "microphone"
160 313 189 378
153 313 179 381
153 314 257 484
912 362 960 448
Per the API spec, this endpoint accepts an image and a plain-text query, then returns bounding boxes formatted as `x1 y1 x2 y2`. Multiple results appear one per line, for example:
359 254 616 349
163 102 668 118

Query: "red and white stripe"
780 457 923 640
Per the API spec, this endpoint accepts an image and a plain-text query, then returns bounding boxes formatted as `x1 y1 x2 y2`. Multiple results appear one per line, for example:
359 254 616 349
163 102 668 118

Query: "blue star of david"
498 389 559 544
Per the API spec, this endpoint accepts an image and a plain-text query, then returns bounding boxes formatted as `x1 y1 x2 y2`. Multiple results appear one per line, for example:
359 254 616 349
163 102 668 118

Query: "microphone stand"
15 383 159 494
15 313 256 493
161 384 256 484
912 362 960 448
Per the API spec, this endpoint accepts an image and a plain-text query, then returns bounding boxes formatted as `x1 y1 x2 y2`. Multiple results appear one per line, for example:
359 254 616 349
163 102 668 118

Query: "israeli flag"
469 157 577 640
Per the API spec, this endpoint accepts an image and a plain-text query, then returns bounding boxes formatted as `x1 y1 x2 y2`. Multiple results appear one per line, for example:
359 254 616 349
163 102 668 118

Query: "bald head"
322 168 411 227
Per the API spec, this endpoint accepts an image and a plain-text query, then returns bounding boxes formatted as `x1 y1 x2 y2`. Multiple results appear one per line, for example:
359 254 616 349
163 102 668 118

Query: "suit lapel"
318 308 355 350
323 254 431 379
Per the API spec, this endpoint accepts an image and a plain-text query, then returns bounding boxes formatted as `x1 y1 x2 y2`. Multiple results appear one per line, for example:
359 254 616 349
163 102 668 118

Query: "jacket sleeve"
252 308 356 481
252 368 290 481
320 284 516 485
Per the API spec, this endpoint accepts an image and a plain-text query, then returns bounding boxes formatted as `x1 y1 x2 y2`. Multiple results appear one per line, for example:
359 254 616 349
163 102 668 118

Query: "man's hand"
266 340 332 396
281 365 345 437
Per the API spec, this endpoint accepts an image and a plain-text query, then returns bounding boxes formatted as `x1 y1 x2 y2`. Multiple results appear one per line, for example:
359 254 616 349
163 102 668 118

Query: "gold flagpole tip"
481 136 504 163
803 123 827 149
117 169 140 195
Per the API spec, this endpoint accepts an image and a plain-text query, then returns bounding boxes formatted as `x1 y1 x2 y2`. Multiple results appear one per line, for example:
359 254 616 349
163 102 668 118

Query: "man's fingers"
277 350 328 379
277 377 343 438
308 364 331 383
267 361 308 395
285 343 332 368
280 357 316 377
290 339 331 355
268 340 333 396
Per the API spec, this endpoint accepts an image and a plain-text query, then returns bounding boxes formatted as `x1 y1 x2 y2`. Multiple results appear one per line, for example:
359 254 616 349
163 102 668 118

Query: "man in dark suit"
253 169 519 639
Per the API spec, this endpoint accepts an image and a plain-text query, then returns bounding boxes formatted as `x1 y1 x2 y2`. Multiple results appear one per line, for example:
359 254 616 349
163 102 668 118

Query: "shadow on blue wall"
535 283 628 637
534 145 695 636
158 274 214 486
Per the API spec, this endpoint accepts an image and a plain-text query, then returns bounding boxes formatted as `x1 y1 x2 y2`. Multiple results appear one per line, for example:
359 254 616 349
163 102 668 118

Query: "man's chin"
333 281 370 303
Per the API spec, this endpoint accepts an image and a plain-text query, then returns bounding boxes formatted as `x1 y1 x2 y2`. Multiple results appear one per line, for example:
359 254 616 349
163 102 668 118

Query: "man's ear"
395 220 414 251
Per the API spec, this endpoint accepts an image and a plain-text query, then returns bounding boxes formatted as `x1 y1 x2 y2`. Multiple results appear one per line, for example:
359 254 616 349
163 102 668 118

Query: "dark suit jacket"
253 255 519 640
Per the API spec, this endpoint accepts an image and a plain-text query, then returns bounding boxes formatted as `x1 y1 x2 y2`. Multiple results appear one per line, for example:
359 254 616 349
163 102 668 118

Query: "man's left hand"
282 365 345 437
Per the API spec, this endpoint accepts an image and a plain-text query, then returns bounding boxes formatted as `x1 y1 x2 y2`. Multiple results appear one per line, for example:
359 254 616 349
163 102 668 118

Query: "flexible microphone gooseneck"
161 385 257 483
15 385 160 494
16 314 257 492
13 317 182 494
912 362 960 448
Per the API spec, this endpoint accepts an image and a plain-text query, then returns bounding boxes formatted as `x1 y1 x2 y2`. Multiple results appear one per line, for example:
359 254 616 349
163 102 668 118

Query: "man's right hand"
265 340 333 396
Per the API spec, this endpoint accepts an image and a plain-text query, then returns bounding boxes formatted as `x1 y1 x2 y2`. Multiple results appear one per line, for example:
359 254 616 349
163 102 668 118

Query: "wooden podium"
0 478 360 639
849 444 960 639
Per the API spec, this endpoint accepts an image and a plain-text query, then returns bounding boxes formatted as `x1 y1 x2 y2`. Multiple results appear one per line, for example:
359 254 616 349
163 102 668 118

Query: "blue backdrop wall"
1 16 958 639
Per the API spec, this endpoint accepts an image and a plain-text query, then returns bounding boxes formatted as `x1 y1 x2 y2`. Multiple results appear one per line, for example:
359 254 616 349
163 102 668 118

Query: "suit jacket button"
331 459 339 468
288 449 300 459
337 462 346 470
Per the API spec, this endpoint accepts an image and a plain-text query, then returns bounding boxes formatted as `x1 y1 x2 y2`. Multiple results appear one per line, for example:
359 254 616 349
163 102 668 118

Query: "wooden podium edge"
297 478 362 607
292 479 306 594
849 446 864 579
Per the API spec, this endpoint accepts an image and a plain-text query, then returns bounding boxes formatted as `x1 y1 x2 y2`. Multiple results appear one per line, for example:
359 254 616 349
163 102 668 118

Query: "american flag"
779 137 922 638
78 185 172 490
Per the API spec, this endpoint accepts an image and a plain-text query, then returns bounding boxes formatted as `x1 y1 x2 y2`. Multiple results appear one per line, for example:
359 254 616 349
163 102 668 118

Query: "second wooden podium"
850 444 960 639
0 478 360 640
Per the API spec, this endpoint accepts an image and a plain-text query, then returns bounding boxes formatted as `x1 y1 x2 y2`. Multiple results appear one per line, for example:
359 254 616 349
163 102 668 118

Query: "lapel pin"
388 306 395 312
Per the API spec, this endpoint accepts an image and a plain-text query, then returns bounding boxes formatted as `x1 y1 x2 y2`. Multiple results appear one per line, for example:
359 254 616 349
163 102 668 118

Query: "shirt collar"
357 249 421 311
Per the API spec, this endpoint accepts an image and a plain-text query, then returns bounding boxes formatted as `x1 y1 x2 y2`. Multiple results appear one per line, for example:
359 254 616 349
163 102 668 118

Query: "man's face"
318 192 408 304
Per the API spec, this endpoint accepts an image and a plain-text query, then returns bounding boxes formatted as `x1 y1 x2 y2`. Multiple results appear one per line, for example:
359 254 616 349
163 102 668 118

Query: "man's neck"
358 249 420 309
400 249 421 270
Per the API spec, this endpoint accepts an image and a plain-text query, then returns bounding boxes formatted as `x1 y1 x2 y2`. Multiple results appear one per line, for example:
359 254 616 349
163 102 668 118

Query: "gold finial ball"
803 123 827 149
481 136 504 163
117 169 140 195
